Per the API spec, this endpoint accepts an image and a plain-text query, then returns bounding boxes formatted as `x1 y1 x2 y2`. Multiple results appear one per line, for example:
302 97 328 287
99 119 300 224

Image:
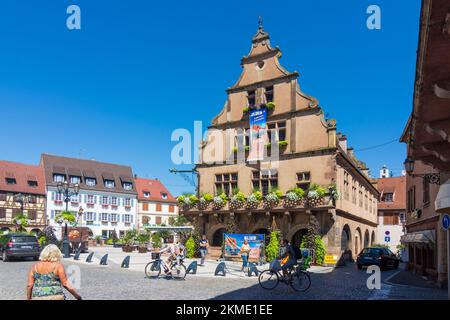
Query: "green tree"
151 232 162 248
185 235 196 258
265 231 280 262
314 236 326 265
12 214 29 233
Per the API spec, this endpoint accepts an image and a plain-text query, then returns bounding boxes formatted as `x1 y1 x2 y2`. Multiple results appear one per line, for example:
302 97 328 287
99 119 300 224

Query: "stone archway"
291 228 308 247
286 224 309 245
341 224 352 252
252 228 271 244
371 230 376 246
206 223 227 246
364 230 370 249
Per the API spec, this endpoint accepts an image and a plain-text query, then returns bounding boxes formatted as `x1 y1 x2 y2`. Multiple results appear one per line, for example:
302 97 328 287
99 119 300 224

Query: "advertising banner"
248 108 268 161
224 233 265 259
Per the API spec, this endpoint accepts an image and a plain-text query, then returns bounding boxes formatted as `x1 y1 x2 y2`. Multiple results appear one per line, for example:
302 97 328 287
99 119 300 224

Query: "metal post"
447 229 450 300
62 191 70 258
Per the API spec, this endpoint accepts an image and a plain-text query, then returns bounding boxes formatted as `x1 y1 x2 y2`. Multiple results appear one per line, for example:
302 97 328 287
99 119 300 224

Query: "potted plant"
283 187 304 208
12 214 30 233
307 183 327 207
151 232 162 251
265 101 275 110
212 192 228 210
264 188 282 209
327 183 340 206
246 189 263 209
122 229 137 252
136 233 150 253
198 193 213 210
229 189 246 210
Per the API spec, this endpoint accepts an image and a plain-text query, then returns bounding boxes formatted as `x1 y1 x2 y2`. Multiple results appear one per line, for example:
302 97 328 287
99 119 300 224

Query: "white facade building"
41 153 138 239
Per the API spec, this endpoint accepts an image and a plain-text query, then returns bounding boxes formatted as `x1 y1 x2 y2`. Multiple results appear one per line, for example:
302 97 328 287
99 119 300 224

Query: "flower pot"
122 245 133 252
138 246 147 253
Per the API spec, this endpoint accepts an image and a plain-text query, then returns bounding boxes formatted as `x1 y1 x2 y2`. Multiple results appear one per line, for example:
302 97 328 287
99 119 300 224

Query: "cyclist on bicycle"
159 238 180 274
279 239 297 278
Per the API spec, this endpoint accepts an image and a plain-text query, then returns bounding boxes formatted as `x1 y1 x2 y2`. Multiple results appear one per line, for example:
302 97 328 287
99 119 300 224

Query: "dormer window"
28 180 38 187
123 182 133 190
53 174 66 183
70 176 81 184
144 192 150 198
6 178 16 185
381 193 394 202
85 178 96 187
104 180 115 188
161 193 168 200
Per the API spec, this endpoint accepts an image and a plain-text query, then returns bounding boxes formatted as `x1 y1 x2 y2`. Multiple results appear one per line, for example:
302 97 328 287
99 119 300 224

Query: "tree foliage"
265 231 280 262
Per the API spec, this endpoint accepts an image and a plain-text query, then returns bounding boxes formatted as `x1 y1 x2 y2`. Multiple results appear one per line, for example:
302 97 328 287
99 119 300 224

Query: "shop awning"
401 230 436 244
143 225 193 232
435 178 450 214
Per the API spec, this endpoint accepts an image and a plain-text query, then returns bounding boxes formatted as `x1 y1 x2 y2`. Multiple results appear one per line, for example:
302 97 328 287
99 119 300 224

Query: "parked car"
0 233 40 262
356 247 400 270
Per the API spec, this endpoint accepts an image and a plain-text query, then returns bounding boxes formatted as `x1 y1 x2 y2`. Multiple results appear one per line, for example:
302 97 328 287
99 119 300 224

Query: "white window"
124 198 131 207
85 212 94 221
87 195 95 204
111 197 118 206
144 192 150 198
101 196 109 205
70 195 80 203
104 180 115 188
101 213 109 221
124 214 131 223
123 182 133 190
86 178 96 186
111 214 118 222
70 176 81 184
161 193 168 200
53 174 65 183
54 192 63 202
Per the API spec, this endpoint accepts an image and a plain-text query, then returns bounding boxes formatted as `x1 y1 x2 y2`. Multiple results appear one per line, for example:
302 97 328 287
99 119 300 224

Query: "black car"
0 233 40 262
356 247 400 270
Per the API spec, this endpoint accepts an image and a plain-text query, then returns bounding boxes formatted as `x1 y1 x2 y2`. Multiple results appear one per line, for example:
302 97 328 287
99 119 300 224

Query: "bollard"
186 261 198 274
85 252 94 263
121 256 130 268
100 254 108 265
247 262 259 277
73 249 81 261
214 262 226 276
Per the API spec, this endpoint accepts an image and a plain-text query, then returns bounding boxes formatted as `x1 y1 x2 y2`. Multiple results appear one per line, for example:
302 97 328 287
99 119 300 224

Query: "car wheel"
357 264 363 270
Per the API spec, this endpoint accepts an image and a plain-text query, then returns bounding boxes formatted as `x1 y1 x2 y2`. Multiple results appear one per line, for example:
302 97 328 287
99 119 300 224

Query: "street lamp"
56 181 80 258
403 157 440 184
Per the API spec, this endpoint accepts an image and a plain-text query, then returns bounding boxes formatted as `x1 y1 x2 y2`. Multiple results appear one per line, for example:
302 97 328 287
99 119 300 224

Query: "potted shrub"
265 101 275 111
122 229 137 252
264 188 282 209
327 183 340 206
137 233 150 253
283 187 304 208
198 193 213 210
212 192 228 210
307 183 326 206
246 190 263 209
151 232 162 251
229 189 246 210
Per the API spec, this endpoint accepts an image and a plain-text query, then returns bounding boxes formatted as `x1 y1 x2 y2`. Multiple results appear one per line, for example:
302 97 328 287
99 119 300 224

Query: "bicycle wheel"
290 270 311 292
171 263 187 280
258 270 279 290
145 260 161 278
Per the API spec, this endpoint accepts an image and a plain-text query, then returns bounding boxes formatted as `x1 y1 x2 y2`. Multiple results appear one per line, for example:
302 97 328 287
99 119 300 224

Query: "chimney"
347 147 354 158
339 135 347 152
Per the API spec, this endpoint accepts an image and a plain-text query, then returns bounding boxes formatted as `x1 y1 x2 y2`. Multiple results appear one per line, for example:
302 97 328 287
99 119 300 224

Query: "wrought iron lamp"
403 158 440 184
56 181 80 258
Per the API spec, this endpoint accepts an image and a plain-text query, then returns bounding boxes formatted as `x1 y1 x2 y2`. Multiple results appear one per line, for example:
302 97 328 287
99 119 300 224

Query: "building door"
212 228 226 246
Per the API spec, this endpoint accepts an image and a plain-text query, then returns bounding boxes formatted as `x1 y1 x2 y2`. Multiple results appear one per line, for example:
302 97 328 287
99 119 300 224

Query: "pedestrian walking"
26 244 82 300
258 240 266 266
240 239 251 272
198 235 209 266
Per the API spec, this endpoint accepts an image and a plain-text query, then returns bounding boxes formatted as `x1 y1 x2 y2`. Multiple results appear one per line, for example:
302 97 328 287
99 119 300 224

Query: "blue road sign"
385 236 391 242
442 214 450 230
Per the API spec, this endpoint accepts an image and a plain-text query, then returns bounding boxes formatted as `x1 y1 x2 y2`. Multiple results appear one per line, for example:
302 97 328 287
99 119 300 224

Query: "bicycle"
145 252 187 280
258 259 311 292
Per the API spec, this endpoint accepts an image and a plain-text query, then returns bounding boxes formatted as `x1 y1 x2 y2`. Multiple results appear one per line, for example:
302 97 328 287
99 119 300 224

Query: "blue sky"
0 0 420 196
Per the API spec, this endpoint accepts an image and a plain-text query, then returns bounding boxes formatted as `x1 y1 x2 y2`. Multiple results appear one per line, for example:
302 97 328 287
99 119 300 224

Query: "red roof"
135 177 176 203
376 176 406 210
0 161 46 195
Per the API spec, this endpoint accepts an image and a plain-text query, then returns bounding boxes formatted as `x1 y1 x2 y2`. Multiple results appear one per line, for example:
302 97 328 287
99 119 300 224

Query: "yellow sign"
324 255 338 265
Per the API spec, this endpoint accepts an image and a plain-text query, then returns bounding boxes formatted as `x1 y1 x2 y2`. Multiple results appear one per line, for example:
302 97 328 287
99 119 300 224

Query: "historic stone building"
0 161 47 234
181 21 379 259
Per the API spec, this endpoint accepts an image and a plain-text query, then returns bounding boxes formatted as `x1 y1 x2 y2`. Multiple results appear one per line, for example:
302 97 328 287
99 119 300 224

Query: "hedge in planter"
230 191 246 210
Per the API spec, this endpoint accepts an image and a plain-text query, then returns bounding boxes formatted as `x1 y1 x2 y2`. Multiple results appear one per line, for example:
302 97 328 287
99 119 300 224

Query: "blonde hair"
39 244 63 262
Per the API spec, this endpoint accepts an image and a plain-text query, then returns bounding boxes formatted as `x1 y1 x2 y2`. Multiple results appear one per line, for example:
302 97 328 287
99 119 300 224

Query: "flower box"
102 205 109 209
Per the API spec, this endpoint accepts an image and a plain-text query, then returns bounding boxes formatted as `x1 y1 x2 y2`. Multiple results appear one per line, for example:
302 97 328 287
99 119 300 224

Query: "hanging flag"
248 108 268 161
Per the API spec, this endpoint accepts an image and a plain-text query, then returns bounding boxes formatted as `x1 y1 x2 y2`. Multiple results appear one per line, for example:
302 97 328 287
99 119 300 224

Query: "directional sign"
385 236 391 243
442 214 450 230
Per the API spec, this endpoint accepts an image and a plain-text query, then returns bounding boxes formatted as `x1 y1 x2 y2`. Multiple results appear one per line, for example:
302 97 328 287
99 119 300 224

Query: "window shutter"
93 212 96 221
131 214 134 223
51 192 55 201
121 214 124 222
51 210 55 219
